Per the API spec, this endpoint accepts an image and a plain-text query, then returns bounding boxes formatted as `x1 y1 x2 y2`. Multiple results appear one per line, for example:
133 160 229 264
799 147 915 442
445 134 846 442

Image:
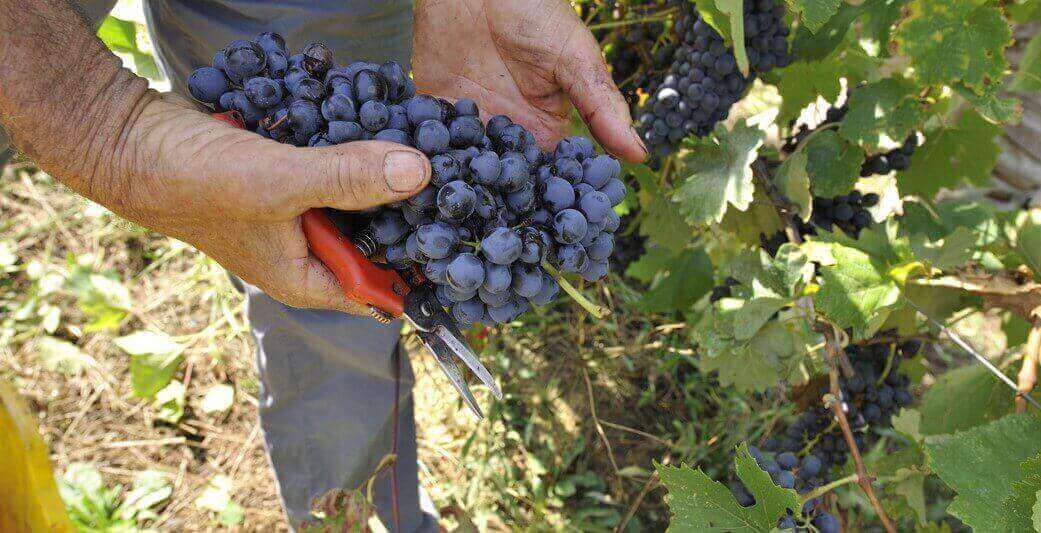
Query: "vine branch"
821 325 897 533
754 159 895 532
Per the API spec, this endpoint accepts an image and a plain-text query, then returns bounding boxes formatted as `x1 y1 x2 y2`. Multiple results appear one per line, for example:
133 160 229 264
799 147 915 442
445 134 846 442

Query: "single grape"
800 455 822 478
486 115 513 141
775 471 795 489
430 154 461 187
379 60 409 101
386 104 409 130
291 77 326 101
437 180 477 221
470 151 502 187
375 129 412 146
444 285 477 303
386 241 411 268
552 209 589 244
602 210 621 233
370 210 409 245
423 257 451 284
187 66 230 104
405 232 429 263
359 100 390 132
415 222 458 260
287 99 322 141
578 191 612 223
447 98 475 117
222 40 266 82
812 513 840 533
482 262 512 293
452 298 486 327
327 121 364 143
579 258 608 282
600 179 627 206
416 119 451 154
498 152 531 192
511 263 544 298
529 274 559 306
478 286 511 307
777 452 798 470
353 69 388 103
406 185 438 212
586 233 614 261
582 154 619 189
255 32 287 54
406 94 445 126
481 228 523 265
446 253 486 291
506 181 536 213
321 93 358 122
449 115 484 147
556 243 588 273
555 136 595 161
541 177 576 212
554 157 584 185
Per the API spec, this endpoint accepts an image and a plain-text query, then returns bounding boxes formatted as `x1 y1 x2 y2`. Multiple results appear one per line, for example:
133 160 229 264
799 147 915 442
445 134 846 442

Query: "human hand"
413 0 647 163
85 93 431 313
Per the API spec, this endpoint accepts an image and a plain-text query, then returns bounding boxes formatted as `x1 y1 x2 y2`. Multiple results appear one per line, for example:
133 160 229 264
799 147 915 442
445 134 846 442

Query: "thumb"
212 132 432 218
555 26 648 163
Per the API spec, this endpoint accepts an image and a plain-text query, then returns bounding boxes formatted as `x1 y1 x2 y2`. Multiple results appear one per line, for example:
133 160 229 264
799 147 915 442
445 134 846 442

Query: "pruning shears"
213 111 502 418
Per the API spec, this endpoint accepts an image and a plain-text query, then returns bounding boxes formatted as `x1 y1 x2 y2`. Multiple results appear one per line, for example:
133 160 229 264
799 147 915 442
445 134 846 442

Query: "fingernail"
384 150 428 193
630 125 648 157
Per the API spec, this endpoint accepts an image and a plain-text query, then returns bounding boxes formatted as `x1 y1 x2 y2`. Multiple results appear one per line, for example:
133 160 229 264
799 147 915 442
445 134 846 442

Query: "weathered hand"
413 0 647 163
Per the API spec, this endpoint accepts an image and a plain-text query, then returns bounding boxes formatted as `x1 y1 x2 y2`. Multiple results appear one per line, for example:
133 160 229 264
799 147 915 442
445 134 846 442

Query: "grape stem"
799 473 859 503
588 7 678 31
542 260 610 318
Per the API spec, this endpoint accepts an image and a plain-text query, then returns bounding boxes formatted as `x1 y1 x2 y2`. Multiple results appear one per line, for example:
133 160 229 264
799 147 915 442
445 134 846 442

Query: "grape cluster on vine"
636 0 792 157
765 335 919 473
729 448 840 532
188 34 625 329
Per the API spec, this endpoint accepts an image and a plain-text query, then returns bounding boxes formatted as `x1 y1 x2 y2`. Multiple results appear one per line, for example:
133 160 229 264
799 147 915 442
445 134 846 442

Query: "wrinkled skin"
414 0 647 162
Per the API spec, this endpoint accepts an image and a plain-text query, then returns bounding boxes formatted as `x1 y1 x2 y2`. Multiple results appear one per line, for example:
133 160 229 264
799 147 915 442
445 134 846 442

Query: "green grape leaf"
899 108 1002 198
626 245 678 283
639 248 715 313
790 2 863 61
719 187 785 246
813 218 914 268
1013 210 1041 280
697 249 820 393
839 79 927 151
633 164 695 252
894 0 1012 94
1010 0 1041 23
909 227 977 271
674 120 764 225
918 364 1024 436
803 129 866 197
774 152 812 222
925 414 1041 533
657 444 799 532
786 0 840 33
774 47 878 126
1002 453 1041 532
717 0 750 75
1007 32 1041 91
956 83 1022 124
813 243 902 339
860 0 910 45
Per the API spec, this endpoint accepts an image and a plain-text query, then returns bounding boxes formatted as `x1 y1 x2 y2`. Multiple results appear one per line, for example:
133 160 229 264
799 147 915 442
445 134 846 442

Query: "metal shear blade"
404 285 501 418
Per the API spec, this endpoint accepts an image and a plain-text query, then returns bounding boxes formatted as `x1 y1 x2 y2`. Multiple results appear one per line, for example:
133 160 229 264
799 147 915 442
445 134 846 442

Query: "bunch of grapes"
636 0 792 157
587 0 681 104
782 102 920 178
187 34 625 328
758 190 879 255
729 447 840 532
763 335 918 474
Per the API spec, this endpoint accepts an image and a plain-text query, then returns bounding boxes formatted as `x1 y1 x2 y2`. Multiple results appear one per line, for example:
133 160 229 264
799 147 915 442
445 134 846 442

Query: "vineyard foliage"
597 0 1041 530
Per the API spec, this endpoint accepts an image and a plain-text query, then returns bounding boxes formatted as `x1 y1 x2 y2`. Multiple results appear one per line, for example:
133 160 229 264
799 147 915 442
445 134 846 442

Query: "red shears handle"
210 112 409 317
301 209 409 317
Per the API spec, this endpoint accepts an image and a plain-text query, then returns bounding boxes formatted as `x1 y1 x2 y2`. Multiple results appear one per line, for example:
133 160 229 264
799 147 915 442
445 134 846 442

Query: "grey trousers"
1 1 433 530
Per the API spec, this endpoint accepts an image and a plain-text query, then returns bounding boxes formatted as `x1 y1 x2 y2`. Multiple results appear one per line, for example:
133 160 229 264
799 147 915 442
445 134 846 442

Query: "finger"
554 26 648 163
274 140 431 214
203 129 431 218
